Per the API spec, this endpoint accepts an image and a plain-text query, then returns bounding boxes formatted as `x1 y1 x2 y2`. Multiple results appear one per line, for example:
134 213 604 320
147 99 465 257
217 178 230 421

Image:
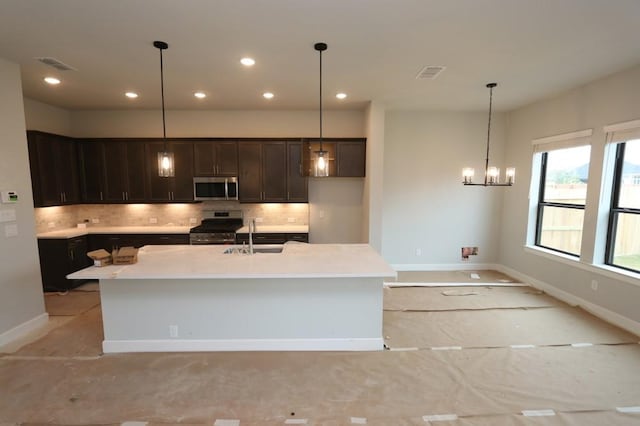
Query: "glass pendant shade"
462 167 475 184
158 151 174 177
313 150 329 177
506 167 516 184
487 166 500 184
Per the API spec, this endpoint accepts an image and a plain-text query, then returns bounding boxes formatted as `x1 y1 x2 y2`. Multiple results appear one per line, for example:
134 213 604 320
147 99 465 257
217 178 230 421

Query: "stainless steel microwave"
193 177 238 201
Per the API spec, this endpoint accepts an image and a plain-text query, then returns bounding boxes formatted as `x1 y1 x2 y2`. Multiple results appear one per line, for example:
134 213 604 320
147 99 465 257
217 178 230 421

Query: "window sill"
524 245 640 287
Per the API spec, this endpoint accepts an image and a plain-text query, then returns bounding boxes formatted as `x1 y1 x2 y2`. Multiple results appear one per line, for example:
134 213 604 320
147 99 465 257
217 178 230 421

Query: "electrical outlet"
189 217 198 224
591 280 598 291
319 210 325 219
149 217 158 224
169 325 178 338
48 222 55 228
288 217 296 223
91 218 100 224
415 248 422 256
255 217 263 223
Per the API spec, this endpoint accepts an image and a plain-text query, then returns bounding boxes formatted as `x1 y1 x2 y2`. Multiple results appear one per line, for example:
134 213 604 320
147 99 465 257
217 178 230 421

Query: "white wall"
501 64 640 324
308 178 364 244
69 109 364 138
0 59 46 341
362 101 386 251
23 98 72 135
382 111 506 268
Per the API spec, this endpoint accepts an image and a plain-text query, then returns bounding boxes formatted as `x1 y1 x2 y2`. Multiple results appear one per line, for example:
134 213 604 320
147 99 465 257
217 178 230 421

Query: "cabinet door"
194 141 238 177
124 142 148 202
28 132 61 206
103 142 128 202
216 142 238 176
193 142 216 176
337 141 366 177
79 141 106 203
238 142 262 202
170 141 195 201
38 237 89 292
57 137 81 204
287 141 308 202
262 142 287 202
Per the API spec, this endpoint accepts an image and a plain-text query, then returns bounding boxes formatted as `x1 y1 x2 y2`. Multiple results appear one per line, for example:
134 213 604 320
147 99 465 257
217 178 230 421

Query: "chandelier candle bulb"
506 167 516 184
462 167 475 184
487 166 500 184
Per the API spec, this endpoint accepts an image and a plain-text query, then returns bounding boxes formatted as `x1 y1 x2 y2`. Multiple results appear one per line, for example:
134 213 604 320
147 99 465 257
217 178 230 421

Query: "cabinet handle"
69 250 74 261
126 192 129 201
100 191 103 201
122 192 126 201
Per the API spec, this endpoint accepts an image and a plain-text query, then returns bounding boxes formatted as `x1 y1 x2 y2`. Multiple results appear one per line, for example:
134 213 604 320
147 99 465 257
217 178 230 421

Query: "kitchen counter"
68 243 392 280
68 243 395 353
37 225 192 239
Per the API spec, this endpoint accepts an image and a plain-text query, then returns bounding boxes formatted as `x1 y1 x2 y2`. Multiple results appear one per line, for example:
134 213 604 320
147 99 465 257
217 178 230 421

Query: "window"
606 139 640 273
535 145 591 256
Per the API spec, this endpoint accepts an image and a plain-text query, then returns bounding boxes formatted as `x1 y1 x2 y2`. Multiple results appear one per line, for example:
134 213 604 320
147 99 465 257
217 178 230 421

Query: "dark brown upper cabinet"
79 139 148 203
238 141 288 202
336 141 366 177
287 141 308 202
303 138 366 177
146 141 195 202
193 141 238 176
27 131 81 207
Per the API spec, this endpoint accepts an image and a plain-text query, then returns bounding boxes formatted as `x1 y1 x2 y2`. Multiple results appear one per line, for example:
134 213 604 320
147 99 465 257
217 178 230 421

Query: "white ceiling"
1 0 639 112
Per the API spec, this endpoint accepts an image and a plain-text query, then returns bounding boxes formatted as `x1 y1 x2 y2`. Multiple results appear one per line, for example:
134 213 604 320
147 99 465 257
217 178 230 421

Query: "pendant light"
462 83 515 186
154 40 174 177
313 42 329 177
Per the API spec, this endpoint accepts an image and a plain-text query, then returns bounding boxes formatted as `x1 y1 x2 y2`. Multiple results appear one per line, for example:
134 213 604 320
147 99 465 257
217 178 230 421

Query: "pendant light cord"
159 47 167 149
319 46 323 151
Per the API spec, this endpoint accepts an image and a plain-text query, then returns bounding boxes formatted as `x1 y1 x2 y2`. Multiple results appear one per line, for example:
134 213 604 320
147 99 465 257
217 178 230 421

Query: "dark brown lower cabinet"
88 233 190 251
235 233 309 244
37 237 92 292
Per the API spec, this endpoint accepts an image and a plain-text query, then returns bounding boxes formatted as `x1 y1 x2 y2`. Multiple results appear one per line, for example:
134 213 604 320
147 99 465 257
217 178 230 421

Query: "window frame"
605 141 640 273
534 150 587 257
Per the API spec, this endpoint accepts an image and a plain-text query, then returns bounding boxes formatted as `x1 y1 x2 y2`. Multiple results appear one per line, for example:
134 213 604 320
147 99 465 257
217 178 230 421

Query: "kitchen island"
68 243 396 353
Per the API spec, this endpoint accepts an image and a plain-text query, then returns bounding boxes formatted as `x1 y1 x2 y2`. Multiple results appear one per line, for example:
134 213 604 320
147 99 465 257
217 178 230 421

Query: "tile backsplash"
35 202 309 233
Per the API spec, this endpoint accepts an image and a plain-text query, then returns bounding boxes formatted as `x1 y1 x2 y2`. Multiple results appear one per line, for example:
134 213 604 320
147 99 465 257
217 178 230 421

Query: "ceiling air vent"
416 65 445 80
35 57 77 71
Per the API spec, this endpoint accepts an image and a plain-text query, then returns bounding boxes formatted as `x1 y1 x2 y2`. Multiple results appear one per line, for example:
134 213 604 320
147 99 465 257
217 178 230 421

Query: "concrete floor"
1 272 640 425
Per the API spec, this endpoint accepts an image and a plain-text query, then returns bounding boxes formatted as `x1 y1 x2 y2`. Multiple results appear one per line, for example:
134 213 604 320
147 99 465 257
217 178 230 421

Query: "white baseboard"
103 337 385 353
392 263 500 271
497 264 640 337
0 313 49 348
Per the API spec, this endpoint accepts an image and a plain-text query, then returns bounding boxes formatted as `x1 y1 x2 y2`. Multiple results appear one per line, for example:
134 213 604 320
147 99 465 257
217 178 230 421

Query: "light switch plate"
0 209 16 222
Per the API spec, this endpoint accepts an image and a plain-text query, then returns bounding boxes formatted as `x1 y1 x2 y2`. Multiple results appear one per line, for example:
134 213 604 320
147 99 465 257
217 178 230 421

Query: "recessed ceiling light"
125 92 138 98
263 92 274 99
44 77 60 85
241 57 255 66
194 92 207 99
336 92 347 100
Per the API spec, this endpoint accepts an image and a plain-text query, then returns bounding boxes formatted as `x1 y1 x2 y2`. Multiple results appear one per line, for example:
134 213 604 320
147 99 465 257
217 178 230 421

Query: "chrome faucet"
248 218 256 255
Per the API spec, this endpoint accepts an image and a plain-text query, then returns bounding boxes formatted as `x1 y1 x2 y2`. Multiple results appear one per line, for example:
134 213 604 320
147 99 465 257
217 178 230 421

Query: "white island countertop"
68 243 395 280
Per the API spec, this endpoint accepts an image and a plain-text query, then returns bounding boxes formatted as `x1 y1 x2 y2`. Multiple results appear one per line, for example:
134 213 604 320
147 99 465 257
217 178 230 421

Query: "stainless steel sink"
223 245 283 254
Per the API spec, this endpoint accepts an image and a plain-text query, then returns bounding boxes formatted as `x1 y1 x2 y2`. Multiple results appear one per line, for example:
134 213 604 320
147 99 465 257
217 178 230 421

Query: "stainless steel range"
189 210 244 245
